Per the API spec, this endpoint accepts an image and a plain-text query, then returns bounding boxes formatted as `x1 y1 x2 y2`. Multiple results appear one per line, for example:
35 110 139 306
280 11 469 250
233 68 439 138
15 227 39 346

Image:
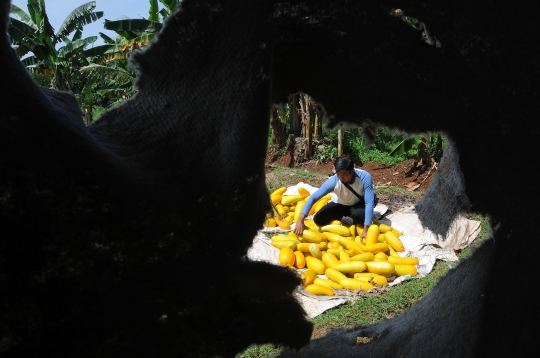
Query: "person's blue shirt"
301 168 376 227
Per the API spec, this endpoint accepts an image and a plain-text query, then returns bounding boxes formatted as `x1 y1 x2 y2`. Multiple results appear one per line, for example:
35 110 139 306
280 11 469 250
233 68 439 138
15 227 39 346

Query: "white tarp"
249 183 481 318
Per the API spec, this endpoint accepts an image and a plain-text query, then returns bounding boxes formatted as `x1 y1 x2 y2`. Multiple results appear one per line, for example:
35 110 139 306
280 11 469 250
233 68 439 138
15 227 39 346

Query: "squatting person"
293 154 378 240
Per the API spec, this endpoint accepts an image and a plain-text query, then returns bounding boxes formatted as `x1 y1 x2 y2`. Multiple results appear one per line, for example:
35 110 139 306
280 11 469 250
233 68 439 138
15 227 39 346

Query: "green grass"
238 210 489 358
265 166 321 194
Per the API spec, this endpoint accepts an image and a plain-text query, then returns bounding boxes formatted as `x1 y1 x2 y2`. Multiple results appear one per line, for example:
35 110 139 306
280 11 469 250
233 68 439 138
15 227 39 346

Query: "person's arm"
358 170 376 228
293 178 335 236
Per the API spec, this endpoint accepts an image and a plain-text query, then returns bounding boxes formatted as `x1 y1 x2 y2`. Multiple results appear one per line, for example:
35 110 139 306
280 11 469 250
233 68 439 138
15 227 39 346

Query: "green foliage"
92 105 108 120
28 71 52 87
313 144 337 163
9 1 104 92
238 344 280 358
340 128 409 165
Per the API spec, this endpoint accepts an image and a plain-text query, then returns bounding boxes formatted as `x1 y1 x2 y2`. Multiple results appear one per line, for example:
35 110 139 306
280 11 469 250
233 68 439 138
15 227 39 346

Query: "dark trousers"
313 196 378 226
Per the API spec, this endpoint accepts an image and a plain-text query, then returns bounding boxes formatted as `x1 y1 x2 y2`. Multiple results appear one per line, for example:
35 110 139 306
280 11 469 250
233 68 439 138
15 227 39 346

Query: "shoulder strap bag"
343 177 378 206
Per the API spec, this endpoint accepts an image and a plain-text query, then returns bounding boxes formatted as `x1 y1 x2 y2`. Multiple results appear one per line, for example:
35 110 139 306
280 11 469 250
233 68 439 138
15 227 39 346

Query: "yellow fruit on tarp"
349 224 356 237
275 218 291 230
350 252 375 262
281 195 303 206
300 269 317 286
365 261 395 275
385 231 405 252
392 228 404 237
270 194 282 206
271 186 287 197
365 224 380 245
271 240 297 251
326 248 340 257
298 187 311 198
386 243 400 257
362 243 389 254
297 242 326 252
394 264 418 277
374 252 389 261
293 200 306 223
321 252 340 269
334 261 367 274
378 223 392 233
306 283 334 296
271 235 292 242
305 256 326 274
314 277 343 290
301 229 324 243
313 199 329 214
279 247 296 266
264 218 276 227
340 278 374 291
321 232 343 243
309 194 332 216
294 251 306 269
348 246 363 256
325 268 348 284
354 272 388 287
339 246 350 263
309 244 323 259
388 256 419 265
275 204 287 218
338 236 357 248
287 231 299 239
321 224 352 237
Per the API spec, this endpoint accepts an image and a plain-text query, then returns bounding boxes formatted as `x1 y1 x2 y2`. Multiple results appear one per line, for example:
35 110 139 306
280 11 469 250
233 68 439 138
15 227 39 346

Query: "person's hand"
361 229 367 240
294 214 306 236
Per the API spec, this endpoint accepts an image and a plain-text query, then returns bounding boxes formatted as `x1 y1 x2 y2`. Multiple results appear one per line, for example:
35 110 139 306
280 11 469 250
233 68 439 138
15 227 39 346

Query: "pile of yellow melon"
266 186 418 296
263 186 332 230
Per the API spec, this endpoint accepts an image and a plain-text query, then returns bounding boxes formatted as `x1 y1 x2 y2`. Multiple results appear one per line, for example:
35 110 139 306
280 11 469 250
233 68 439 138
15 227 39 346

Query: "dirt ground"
265 149 437 212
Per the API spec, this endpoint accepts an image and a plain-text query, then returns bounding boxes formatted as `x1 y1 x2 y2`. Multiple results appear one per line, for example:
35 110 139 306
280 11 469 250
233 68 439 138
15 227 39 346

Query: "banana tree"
102 0 181 56
8 0 104 91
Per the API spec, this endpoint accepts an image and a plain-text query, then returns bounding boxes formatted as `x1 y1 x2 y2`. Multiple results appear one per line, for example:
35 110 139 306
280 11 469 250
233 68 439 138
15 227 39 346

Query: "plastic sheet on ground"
249 185 482 318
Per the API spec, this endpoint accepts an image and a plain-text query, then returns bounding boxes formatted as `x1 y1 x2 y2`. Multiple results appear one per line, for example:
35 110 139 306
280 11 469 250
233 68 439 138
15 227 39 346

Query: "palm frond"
118 33 155 52
159 0 180 14
72 29 83 41
99 32 116 45
99 53 131 64
104 19 163 34
9 4 37 30
28 0 56 39
56 1 103 41
79 63 135 83
8 19 32 45
82 44 116 58
21 55 39 67
8 17 38 41
148 0 160 22
58 37 97 59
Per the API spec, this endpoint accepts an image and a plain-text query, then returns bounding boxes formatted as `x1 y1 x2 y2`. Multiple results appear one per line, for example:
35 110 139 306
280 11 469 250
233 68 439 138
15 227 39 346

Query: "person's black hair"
334 155 354 172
